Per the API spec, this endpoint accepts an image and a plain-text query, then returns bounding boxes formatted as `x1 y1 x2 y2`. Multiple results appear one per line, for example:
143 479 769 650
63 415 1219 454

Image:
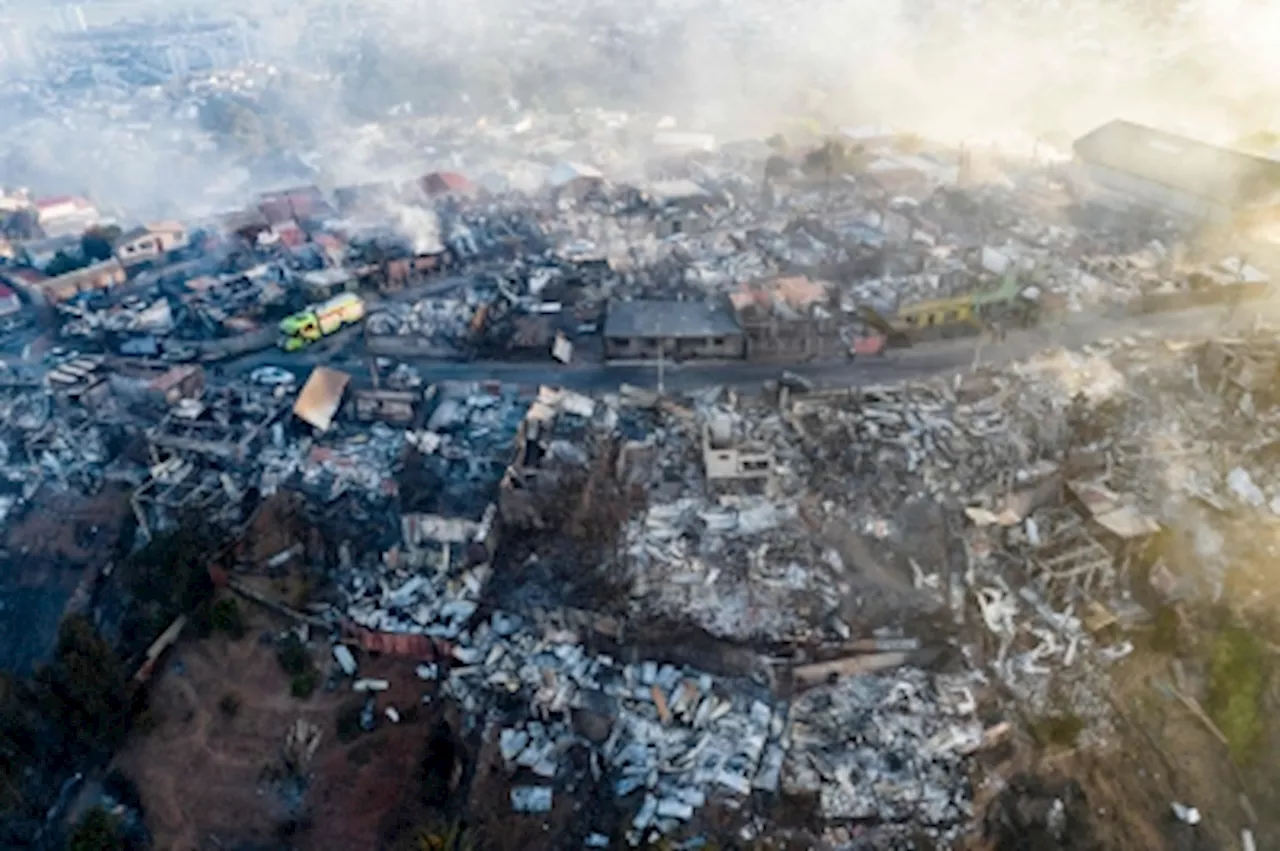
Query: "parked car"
250 365 297 386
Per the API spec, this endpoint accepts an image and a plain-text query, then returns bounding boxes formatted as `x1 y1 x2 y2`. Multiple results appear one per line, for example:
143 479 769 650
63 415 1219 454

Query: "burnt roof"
1074 120 1280 208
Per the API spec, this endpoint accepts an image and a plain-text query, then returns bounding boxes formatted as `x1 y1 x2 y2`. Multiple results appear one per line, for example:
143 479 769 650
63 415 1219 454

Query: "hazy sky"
2 0 1278 215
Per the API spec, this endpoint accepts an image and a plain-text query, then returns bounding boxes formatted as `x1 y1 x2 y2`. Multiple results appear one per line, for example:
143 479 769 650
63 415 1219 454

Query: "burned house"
730 276 842 362
147 385 287 465
399 383 526 568
645 180 719 237
334 181 404 216
603 299 744 361
30 258 126 305
354 388 418 425
297 267 357 302
499 386 598 529
702 411 773 483
108 362 206 409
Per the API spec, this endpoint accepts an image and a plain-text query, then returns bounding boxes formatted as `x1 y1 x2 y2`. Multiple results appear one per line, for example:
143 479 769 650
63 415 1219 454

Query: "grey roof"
117 226 151 244
1074 120 1280 208
604 299 742 339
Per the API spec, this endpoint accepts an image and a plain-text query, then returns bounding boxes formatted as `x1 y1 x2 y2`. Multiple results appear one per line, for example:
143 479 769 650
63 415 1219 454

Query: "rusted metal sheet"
851 334 887 356
342 622 450 660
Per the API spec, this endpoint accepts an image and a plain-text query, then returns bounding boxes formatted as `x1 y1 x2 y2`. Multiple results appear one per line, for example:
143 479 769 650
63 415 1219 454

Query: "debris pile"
784 669 982 841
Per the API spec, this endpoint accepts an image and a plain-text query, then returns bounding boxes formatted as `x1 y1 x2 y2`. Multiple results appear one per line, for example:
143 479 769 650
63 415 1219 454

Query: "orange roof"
772 276 828 309
729 284 770 312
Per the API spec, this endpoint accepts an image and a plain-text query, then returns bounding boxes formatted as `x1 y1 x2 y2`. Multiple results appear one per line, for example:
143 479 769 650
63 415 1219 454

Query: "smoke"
3 0 1280 217
389 204 443 255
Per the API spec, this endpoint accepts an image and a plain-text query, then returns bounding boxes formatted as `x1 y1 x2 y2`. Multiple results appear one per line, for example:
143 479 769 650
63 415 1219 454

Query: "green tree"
35 615 130 753
45 251 88 277
81 225 122 263
67 805 126 851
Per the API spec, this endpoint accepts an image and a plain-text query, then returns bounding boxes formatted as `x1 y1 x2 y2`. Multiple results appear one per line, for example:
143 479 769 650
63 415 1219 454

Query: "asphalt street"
221 299 1258 394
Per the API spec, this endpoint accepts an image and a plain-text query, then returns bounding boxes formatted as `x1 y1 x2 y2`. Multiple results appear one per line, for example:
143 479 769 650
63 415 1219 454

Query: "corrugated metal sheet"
1074 120 1280 209
342 622 448 660
293 366 350 431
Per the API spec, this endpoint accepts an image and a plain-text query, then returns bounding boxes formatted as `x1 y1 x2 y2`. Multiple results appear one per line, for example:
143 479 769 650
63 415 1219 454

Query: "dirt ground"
964 650 1258 851
115 603 434 851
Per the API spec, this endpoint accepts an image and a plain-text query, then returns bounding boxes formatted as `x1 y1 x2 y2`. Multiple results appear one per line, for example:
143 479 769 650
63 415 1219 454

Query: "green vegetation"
1029 712 1085 747
118 520 222 659
44 251 90 278
290 670 319 700
0 616 132 833
67 805 126 851
336 700 366 744
211 598 246 640
392 819 475 851
1150 606 1180 653
80 225 122 263
35 615 130 754
1206 623 1267 765
275 634 310 677
276 634 318 700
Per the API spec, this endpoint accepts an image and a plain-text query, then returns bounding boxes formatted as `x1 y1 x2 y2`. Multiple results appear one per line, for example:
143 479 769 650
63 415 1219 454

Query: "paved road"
220 299 1257 394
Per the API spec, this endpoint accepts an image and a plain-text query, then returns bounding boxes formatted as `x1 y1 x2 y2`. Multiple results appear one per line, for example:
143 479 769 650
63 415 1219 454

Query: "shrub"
276 634 311 678
1207 624 1267 765
336 701 365 743
34 615 129 753
67 806 125 851
211 598 246 639
290 671 318 700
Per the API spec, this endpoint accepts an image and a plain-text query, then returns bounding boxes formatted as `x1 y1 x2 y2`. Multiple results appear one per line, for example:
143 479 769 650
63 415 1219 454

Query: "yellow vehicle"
278 293 366 351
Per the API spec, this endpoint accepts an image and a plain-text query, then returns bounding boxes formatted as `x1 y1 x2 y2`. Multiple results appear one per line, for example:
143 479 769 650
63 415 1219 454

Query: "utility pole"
657 340 666 396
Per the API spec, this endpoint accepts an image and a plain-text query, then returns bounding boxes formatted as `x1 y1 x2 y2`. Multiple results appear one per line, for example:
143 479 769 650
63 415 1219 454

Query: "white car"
250 366 297 386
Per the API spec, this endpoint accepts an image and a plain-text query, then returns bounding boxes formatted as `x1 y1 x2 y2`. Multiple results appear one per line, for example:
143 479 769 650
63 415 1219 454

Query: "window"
943 310 957 322
710 337 725 347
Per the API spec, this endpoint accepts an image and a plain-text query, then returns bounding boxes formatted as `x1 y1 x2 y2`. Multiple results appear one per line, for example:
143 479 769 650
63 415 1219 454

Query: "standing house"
603 299 745 361
33 195 98 238
1072 120 1280 223
115 222 189 267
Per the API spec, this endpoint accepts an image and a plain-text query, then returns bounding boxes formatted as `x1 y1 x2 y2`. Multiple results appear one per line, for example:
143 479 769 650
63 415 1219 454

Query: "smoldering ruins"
9 320 1279 848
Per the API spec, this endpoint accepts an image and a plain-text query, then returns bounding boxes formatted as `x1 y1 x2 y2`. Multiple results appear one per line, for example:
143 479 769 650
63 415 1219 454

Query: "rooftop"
1074 119 1280 208
604 299 743 340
